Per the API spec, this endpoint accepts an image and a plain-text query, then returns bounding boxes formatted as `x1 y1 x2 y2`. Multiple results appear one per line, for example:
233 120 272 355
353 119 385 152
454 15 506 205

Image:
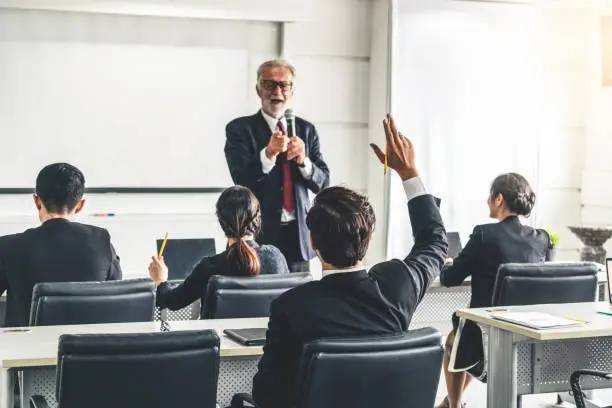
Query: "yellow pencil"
158 233 168 259
384 144 388 175
564 317 588 324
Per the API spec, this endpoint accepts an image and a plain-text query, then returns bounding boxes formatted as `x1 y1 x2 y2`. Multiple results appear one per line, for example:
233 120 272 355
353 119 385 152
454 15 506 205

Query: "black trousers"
277 220 309 272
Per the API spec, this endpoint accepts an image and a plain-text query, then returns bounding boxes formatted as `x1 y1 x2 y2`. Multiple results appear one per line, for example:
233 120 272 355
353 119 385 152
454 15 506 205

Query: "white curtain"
387 0 540 258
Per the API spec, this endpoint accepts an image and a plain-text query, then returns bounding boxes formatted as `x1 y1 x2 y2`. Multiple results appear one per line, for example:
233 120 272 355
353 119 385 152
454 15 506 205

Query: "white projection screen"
0 9 274 188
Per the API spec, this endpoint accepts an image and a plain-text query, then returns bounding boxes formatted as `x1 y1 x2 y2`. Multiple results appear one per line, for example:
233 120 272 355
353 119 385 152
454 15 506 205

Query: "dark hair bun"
508 191 536 216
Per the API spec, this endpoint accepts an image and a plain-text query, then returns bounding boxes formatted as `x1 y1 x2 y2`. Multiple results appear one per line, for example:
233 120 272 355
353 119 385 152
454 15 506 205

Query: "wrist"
397 167 419 181
265 147 277 160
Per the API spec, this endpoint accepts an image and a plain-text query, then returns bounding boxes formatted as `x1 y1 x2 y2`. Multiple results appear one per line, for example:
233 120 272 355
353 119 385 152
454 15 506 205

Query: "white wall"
582 11 612 255
537 4 612 260
390 0 540 259
0 0 376 276
388 0 612 262
283 0 372 194
534 7 591 260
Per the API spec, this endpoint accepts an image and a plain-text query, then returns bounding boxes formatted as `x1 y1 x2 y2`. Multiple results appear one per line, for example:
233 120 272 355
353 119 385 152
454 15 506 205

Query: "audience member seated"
148 185 289 311
436 173 551 408
0 163 122 327
250 114 448 408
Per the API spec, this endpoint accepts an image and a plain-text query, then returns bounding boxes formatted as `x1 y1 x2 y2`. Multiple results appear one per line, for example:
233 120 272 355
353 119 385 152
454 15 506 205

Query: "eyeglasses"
259 80 293 92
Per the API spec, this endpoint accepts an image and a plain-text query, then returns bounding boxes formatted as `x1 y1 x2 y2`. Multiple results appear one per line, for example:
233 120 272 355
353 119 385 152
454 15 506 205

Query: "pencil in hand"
158 233 168 260
384 143 388 175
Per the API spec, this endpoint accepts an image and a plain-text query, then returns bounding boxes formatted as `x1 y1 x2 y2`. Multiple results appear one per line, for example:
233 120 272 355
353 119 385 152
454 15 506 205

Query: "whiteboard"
0 41 248 188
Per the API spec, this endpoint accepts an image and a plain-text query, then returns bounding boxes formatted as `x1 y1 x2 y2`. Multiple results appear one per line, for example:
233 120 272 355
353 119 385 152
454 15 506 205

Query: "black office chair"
492 262 599 306
571 370 612 408
491 262 599 408
29 279 156 326
231 327 444 408
201 273 312 319
29 330 220 408
157 238 216 279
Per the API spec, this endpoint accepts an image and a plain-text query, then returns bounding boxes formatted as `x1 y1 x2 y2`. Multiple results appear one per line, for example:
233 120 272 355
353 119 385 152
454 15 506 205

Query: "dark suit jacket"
156 241 289 311
440 215 550 308
252 194 447 408
0 218 122 327
225 111 330 261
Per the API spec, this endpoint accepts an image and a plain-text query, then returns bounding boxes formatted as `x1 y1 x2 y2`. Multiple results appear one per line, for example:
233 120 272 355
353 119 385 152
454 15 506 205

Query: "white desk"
457 302 612 408
0 318 267 408
412 270 608 335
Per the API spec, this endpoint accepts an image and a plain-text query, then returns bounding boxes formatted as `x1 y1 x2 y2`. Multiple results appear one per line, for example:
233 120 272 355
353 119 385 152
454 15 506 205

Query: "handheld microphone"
284 109 301 164
284 109 296 138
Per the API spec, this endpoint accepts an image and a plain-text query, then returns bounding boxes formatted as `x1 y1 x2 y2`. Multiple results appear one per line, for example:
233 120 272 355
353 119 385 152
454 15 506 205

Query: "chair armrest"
570 370 612 408
230 393 259 408
29 395 50 408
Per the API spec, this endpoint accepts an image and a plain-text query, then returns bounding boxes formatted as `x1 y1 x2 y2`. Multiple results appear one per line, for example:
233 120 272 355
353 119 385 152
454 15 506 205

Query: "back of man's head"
307 186 376 268
35 163 85 214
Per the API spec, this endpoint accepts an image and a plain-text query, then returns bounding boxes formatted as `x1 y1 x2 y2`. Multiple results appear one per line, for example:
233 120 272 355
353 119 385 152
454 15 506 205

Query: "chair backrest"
202 273 312 319
30 279 156 326
294 328 443 408
56 330 219 408
447 232 463 259
492 262 599 306
156 238 216 279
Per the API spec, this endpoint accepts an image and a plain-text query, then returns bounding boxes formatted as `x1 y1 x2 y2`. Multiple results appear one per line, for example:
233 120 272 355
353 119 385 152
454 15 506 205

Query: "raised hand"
370 113 419 181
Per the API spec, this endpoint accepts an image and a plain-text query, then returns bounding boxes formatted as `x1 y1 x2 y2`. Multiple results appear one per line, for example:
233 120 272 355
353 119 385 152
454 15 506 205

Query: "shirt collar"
260 109 286 133
322 265 367 278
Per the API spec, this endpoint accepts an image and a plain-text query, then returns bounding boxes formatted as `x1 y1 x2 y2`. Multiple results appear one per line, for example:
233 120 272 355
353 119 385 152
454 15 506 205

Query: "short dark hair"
307 186 375 268
490 172 536 216
35 163 85 213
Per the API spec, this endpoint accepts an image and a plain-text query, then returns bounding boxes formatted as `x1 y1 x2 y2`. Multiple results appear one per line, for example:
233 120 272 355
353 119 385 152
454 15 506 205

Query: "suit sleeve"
224 121 268 189
156 258 214 311
253 298 301 408
370 194 447 319
301 125 330 193
440 226 483 287
401 194 448 305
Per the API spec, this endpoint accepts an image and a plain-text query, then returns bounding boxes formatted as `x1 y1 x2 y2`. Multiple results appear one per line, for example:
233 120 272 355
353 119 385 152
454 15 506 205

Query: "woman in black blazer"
436 173 550 408
148 186 289 312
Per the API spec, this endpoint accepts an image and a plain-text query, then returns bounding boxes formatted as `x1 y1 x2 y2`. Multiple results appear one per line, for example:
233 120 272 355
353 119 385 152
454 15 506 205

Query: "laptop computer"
224 328 267 346
447 232 463 259
156 238 216 280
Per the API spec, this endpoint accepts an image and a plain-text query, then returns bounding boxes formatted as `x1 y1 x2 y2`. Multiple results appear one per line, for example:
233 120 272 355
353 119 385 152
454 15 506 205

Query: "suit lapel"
253 111 274 150
294 117 308 156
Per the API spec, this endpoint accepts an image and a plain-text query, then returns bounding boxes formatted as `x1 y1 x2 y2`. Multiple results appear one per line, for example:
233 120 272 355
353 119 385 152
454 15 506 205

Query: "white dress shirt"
259 109 314 222
321 176 427 278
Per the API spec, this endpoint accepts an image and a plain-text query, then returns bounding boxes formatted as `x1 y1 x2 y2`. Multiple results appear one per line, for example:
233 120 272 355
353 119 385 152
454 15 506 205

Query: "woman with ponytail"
436 173 551 408
148 186 289 312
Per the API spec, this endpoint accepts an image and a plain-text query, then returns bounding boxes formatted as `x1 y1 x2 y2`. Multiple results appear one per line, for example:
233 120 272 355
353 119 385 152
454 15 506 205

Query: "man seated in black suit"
0 163 122 327
251 114 448 408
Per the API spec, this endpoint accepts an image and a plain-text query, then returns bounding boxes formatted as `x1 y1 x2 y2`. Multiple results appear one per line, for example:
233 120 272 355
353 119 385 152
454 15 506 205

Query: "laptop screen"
607 258 612 303
447 232 463 259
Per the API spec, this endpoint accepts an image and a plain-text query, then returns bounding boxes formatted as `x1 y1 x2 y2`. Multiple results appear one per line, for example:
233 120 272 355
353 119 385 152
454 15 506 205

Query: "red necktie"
277 120 295 213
